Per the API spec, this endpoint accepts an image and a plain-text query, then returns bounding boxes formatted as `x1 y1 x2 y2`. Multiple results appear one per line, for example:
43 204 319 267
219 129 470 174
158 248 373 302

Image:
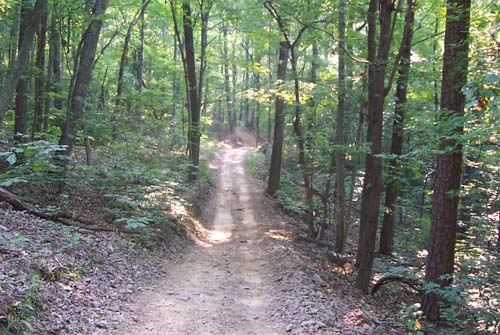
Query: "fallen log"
0 187 137 234
371 274 422 295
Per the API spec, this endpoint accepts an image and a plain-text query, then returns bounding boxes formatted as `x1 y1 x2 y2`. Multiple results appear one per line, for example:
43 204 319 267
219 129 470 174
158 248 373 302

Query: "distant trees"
0 0 46 127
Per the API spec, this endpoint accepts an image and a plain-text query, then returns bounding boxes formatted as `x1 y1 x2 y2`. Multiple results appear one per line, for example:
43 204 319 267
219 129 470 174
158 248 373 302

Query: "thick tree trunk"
356 0 393 293
59 0 108 158
182 2 201 181
335 0 347 253
422 0 470 321
0 0 46 126
14 1 36 140
379 0 415 256
266 41 288 196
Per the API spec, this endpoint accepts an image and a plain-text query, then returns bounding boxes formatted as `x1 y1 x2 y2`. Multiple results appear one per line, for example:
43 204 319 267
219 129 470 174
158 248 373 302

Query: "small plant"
399 303 424 334
0 273 43 335
0 141 66 186
115 216 152 229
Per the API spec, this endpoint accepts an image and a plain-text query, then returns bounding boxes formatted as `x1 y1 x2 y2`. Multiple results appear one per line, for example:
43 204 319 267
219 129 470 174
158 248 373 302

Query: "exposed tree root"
0 187 138 234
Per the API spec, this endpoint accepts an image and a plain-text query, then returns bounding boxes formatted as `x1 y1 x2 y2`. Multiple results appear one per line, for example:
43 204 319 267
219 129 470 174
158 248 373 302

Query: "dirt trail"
117 146 283 335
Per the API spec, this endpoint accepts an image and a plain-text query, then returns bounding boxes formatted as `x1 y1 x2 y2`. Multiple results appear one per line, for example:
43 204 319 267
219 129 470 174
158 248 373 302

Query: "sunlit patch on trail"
208 229 232 243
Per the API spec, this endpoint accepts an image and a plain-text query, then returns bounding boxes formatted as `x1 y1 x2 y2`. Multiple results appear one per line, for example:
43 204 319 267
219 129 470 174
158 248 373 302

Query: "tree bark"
356 0 394 293
422 0 471 321
266 41 288 196
59 0 108 158
379 0 415 256
334 0 347 253
182 2 201 181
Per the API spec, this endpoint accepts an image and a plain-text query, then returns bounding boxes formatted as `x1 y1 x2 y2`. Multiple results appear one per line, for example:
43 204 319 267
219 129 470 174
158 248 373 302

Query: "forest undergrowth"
0 133 209 334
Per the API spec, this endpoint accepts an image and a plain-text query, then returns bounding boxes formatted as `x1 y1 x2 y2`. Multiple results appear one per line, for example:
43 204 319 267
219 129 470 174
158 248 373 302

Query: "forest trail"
116 140 283 334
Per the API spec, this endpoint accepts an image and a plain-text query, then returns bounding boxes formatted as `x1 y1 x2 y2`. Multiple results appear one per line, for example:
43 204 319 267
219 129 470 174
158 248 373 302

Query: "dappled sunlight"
265 229 294 241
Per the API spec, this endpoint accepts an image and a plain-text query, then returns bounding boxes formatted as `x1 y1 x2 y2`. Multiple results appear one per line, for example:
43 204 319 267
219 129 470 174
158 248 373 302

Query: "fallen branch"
296 234 335 248
371 274 422 295
0 187 138 234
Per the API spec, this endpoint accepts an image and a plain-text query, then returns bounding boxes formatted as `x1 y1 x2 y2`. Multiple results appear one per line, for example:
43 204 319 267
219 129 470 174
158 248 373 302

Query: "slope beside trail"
116 144 284 334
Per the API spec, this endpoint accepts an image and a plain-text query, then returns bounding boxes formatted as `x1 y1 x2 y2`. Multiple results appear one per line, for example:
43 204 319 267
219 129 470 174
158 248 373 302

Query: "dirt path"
117 146 283 335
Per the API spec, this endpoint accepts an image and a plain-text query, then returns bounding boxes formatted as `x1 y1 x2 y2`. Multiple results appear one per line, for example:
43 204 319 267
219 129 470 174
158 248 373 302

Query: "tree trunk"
379 0 415 256
44 11 56 132
243 43 251 129
59 0 108 158
290 48 315 239
356 0 394 293
0 0 46 126
171 34 179 146
266 41 288 196
346 73 367 234
32 10 47 139
198 0 212 109
182 2 200 181
115 0 152 128
267 40 273 141
52 7 62 115
222 24 234 134
334 0 347 253
137 0 146 95
8 2 20 68
14 0 36 140
422 0 470 321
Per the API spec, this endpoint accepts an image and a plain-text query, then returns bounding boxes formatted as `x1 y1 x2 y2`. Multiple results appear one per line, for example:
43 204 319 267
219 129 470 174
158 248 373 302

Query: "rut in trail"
116 146 283 335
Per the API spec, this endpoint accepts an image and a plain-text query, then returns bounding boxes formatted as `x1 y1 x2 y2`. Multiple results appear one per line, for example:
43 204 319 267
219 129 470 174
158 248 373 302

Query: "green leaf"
0 177 27 187
484 74 500 84
6 153 16 165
